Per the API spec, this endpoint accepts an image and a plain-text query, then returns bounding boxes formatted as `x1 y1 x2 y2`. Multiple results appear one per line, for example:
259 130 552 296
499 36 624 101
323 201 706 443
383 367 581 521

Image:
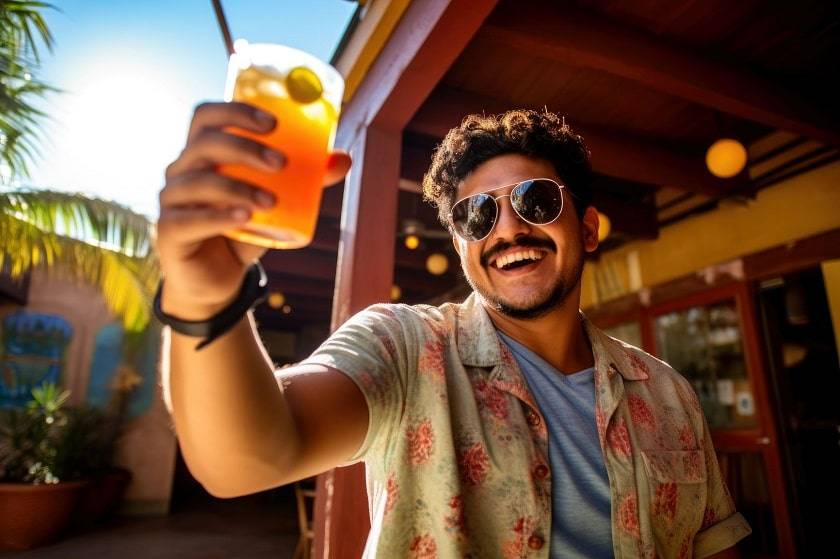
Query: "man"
158 104 751 558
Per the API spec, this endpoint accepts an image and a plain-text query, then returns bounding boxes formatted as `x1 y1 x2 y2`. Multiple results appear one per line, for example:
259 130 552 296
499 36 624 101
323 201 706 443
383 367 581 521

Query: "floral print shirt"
302 293 751 558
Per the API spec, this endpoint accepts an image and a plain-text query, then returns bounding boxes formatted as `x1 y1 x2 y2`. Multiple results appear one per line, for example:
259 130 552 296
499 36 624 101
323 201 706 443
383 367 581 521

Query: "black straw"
211 0 235 57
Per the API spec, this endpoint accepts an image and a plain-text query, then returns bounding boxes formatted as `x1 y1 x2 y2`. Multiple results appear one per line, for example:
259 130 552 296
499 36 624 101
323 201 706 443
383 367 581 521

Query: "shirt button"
528 534 544 550
534 464 549 479
526 410 541 427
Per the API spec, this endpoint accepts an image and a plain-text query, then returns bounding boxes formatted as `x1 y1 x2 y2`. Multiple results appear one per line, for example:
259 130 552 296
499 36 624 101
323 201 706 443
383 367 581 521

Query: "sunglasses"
450 178 566 242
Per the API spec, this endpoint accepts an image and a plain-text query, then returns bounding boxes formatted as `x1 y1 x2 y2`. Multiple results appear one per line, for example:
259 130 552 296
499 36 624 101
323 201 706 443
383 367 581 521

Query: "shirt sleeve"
693 415 753 558
299 304 413 465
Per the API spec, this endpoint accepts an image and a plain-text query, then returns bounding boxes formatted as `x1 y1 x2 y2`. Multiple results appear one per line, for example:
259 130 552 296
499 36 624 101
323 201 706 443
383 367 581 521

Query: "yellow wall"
335 0 412 102
821 259 840 363
582 161 840 308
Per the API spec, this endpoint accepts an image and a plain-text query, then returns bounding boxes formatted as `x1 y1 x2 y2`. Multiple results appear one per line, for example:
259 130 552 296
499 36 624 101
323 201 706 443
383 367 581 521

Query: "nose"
490 195 531 243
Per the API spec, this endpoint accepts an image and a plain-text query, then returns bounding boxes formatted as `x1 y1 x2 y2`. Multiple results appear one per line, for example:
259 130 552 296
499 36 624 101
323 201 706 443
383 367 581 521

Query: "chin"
463 262 583 321
491 288 567 320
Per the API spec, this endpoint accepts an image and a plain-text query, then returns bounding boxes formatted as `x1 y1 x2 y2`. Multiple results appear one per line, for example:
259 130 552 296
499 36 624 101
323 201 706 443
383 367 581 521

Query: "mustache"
480 237 555 267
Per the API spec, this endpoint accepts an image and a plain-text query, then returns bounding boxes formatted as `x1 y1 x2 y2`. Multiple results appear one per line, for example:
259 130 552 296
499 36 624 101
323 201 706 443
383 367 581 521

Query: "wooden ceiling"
256 0 840 344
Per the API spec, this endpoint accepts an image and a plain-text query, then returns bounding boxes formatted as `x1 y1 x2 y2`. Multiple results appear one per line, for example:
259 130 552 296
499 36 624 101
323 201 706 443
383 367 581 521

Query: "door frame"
592 281 796 557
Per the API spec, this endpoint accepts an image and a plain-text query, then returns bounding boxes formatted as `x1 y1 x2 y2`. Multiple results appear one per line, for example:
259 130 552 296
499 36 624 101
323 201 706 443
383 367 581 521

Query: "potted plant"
70 360 140 530
0 383 89 550
0 380 137 549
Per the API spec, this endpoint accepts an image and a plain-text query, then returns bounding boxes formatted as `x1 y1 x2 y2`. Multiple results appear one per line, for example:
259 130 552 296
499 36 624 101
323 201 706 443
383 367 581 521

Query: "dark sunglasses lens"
511 179 563 224
452 194 497 241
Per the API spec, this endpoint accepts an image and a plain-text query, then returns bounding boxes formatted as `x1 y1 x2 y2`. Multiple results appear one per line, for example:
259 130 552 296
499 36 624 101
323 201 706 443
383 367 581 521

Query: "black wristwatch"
153 262 269 350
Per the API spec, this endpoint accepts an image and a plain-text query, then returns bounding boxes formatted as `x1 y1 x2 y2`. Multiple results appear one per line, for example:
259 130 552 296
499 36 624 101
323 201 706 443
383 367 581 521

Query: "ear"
581 206 600 253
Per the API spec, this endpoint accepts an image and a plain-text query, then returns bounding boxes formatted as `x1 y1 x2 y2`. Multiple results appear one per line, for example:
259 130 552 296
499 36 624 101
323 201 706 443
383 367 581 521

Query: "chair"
293 480 317 559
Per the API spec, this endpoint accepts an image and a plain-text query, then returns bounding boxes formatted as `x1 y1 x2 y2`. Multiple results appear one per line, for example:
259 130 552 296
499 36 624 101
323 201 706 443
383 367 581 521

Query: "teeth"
494 250 544 269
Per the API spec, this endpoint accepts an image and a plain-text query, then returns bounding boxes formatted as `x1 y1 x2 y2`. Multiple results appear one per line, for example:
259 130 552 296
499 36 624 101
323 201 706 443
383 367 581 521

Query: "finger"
161 171 276 210
166 130 285 178
157 206 252 247
188 101 276 144
324 150 352 186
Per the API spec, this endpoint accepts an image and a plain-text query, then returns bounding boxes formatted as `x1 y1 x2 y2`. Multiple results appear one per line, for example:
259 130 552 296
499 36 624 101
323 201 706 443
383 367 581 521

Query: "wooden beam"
742 228 840 281
336 0 497 147
482 0 840 145
261 250 337 281
409 86 734 196
591 192 658 241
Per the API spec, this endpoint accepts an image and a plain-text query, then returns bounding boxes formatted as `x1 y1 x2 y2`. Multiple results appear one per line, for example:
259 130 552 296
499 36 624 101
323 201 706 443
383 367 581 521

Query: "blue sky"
23 0 357 216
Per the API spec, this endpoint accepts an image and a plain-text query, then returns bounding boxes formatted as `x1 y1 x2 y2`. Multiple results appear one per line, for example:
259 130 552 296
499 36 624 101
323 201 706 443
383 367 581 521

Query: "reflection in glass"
655 301 757 429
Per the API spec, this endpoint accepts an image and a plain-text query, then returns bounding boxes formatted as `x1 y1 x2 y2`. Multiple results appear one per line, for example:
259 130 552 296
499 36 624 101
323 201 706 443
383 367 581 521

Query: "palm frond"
0 189 159 332
1 0 57 180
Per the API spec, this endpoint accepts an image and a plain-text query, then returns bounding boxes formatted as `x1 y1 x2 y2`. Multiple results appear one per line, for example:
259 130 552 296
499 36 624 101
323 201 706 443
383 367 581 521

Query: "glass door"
650 283 795 558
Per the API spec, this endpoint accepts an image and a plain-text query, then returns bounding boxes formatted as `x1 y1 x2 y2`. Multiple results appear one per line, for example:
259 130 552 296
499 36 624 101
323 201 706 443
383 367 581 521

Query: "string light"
267 291 285 309
426 253 448 275
597 212 611 242
706 138 747 178
390 285 402 301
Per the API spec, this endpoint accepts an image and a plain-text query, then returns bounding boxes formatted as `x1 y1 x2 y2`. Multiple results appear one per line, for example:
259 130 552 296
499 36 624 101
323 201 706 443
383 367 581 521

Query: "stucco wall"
0 268 176 515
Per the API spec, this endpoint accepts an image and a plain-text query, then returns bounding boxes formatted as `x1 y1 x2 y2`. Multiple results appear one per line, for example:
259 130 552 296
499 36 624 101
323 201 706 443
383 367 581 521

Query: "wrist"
160 290 237 322
154 263 268 350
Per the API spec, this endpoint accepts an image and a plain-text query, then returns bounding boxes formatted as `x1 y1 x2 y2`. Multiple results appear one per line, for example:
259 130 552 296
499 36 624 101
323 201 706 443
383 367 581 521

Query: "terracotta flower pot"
0 480 88 550
73 467 133 529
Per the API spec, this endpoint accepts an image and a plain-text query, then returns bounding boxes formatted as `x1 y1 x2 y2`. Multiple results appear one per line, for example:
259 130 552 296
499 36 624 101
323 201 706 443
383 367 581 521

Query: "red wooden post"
313 1 498 557
312 124 402 559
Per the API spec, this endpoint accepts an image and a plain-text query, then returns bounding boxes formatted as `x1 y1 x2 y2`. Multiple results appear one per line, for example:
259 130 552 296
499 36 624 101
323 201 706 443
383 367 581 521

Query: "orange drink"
219 42 344 249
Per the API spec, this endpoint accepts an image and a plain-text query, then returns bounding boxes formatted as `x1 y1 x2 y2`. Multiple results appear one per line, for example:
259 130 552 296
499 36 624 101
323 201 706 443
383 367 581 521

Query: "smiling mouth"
489 249 547 271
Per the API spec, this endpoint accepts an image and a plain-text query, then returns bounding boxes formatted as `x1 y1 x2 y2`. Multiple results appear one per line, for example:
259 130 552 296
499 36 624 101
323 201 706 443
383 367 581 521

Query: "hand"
157 101 352 320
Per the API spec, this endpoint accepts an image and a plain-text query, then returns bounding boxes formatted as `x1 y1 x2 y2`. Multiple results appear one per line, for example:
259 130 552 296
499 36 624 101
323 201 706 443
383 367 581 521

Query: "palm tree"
1 0 56 181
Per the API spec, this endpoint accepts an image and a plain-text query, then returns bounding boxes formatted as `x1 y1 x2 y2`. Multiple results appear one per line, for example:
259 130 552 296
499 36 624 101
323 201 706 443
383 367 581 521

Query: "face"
451 154 599 320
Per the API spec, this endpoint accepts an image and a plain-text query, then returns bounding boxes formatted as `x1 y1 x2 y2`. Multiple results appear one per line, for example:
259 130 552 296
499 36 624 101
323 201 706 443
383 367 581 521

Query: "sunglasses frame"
449 177 567 242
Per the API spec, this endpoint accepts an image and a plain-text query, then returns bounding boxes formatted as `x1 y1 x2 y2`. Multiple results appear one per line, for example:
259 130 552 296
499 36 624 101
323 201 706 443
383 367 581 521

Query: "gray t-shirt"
498 330 614 558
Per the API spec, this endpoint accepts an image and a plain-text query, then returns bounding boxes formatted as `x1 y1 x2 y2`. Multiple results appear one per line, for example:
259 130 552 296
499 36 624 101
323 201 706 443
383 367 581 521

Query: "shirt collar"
455 292 650 382
583 316 650 382
455 292 503 367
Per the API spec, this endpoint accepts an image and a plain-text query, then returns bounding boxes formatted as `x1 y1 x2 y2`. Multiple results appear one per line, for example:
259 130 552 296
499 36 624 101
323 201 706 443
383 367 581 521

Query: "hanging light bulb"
706 138 747 178
267 291 285 309
405 234 420 250
426 253 449 275
390 285 402 302
281 304 291 315
597 211 611 242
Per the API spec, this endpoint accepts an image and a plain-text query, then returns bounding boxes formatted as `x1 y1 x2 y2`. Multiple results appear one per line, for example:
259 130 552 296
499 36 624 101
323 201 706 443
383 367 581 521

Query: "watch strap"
153 262 269 350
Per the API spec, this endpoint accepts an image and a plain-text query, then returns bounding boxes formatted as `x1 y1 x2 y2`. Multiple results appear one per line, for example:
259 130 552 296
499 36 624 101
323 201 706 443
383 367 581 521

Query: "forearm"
163 312 300 496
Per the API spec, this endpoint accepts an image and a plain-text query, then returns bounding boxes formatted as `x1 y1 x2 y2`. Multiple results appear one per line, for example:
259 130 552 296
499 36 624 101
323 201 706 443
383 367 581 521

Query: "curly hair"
422 109 593 230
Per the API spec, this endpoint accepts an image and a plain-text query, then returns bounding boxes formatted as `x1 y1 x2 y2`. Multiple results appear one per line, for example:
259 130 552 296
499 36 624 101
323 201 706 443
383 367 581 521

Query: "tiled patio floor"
0 491 301 559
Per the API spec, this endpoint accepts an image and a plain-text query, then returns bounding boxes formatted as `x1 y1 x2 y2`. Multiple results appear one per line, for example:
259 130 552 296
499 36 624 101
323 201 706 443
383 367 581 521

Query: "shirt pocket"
641 450 707 557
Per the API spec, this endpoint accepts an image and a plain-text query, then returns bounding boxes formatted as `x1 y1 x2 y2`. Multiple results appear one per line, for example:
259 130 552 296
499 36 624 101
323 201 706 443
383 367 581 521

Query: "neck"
485 284 594 374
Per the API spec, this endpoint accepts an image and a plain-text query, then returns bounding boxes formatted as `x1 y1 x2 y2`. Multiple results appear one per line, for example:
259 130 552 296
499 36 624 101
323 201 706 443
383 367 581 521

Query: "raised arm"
157 101 365 497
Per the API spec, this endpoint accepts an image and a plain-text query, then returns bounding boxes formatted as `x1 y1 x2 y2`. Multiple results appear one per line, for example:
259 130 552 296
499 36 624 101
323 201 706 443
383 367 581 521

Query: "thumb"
324 150 352 186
